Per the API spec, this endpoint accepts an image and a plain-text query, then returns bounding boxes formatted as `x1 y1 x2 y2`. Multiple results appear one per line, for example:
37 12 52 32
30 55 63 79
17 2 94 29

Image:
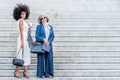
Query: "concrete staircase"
0 0 120 80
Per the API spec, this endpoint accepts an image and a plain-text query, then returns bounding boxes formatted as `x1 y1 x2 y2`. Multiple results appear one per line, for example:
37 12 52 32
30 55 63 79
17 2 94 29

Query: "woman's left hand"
46 41 49 46
29 23 33 29
29 26 32 29
44 39 49 46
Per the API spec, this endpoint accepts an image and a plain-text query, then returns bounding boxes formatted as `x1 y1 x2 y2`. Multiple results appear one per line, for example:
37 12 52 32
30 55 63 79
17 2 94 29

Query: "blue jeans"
37 50 54 77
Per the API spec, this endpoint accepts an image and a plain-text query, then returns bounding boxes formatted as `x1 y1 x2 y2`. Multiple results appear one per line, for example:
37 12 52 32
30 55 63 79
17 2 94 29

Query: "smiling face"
20 12 26 19
41 16 47 24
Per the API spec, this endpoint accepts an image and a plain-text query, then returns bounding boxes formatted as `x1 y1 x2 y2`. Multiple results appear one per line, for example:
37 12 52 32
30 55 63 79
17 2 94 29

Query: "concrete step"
1 17 120 23
1 51 120 58
1 58 120 64
1 18 120 22
1 13 120 18
6 21 119 24
0 27 119 32
0 27 119 31
0 32 120 37
1 70 120 77
0 77 81 80
0 26 119 31
0 21 120 25
1 12 120 18
0 24 120 28
0 70 80 77
1 64 120 70
1 12 120 16
1 77 120 80
1 41 120 47
0 30 120 35
0 64 81 70
0 18 117 24
1 46 120 52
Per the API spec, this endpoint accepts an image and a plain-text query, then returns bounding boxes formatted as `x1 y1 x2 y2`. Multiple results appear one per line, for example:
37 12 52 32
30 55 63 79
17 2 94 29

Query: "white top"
17 19 29 41
43 23 50 40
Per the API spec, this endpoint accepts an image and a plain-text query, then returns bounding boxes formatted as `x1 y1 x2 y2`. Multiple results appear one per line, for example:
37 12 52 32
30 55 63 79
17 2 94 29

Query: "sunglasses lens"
41 17 46 20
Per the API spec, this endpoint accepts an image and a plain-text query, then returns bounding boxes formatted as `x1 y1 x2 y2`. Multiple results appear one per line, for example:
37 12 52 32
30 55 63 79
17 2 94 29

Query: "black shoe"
40 76 45 78
45 76 53 78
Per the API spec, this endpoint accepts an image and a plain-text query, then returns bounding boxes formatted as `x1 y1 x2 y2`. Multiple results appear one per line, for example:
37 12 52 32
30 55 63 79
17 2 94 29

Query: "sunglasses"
41 17 46 20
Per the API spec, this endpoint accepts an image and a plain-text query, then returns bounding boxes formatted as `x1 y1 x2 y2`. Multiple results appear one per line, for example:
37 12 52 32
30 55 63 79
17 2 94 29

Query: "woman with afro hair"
13 4 31 78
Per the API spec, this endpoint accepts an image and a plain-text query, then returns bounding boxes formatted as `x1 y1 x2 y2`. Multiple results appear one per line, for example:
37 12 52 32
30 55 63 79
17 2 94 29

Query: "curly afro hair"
13 4 30 21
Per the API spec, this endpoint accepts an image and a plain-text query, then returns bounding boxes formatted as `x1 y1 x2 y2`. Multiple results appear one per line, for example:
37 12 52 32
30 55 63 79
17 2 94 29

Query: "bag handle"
16 48 24 59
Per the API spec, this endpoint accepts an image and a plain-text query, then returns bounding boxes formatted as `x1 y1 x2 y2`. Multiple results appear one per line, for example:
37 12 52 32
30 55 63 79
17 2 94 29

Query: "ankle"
15 70 19 72
24 70 28 72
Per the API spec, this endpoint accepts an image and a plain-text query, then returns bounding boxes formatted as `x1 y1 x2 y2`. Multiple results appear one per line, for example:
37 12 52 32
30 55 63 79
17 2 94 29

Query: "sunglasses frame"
41 17 46 20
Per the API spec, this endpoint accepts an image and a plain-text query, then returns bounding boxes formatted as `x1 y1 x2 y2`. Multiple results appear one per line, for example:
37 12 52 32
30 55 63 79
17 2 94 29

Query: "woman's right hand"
21 42 24 48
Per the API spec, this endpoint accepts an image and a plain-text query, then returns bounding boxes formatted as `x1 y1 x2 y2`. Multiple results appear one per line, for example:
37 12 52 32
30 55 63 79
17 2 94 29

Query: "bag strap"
16 48 24 59
27 29 33 48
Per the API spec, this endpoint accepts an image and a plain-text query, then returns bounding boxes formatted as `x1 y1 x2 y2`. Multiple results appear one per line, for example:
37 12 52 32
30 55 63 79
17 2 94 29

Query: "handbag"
13 48 24 67
31 41 45 54
27 29 45 54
